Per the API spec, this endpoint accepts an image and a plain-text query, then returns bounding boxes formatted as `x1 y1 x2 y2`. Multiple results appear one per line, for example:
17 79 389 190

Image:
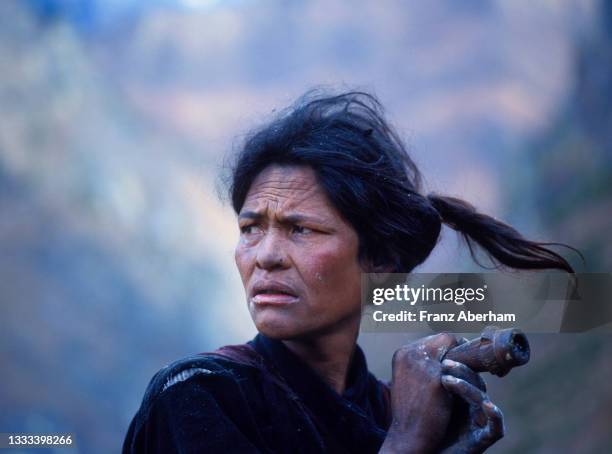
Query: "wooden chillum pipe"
443 326 530 377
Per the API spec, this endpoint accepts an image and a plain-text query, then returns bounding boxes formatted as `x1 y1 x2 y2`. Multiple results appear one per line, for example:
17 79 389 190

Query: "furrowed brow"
280 213 328 225
238 211 262 221
238 210 329 226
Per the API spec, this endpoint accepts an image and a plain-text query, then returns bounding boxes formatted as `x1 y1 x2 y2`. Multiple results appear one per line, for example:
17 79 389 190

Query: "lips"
251 281 299 305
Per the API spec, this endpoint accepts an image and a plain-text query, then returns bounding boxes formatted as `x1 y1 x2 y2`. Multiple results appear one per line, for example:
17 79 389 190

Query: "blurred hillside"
508 1 612 272
491 2 612 452
0 0 608 452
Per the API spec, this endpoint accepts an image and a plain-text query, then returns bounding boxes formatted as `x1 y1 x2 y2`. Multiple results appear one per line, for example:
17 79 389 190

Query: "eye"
240 224 260 235
291 225 312 235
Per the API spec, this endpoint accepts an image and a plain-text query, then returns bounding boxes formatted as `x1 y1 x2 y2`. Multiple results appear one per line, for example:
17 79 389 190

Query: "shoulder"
123 350 269 453
141 350 258 408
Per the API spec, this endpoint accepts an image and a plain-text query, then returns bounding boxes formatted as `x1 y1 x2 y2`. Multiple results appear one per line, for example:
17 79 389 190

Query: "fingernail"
441 375 458 383
442 359 459 367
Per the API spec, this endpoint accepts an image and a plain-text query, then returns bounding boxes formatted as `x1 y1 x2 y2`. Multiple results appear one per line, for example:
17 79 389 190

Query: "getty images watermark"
360 273 612 333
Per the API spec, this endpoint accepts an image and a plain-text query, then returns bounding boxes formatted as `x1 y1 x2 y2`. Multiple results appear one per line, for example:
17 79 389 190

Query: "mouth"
251 282 299 306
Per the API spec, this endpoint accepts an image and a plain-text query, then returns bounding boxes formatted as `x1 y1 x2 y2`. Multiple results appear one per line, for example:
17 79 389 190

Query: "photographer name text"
372 310 515 323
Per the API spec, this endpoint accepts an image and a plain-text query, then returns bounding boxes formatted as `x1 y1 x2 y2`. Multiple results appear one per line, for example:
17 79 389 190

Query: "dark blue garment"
123 333 391 453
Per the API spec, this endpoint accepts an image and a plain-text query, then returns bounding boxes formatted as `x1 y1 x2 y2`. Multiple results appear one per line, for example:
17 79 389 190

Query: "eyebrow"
238 211 262 221
238 210 328 225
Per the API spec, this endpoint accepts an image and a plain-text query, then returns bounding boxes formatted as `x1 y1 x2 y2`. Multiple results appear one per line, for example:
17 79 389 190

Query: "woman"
123 91 574 453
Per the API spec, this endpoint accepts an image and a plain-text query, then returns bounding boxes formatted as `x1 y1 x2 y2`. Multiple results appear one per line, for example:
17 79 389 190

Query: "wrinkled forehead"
241 164 329 212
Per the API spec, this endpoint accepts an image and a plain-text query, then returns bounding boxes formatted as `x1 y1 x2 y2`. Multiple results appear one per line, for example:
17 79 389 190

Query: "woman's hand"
380 333 460 453
379 333 504 454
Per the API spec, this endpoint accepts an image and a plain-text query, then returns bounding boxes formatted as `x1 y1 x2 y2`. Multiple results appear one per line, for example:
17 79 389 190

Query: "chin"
252 313 310 340
254 321 299 340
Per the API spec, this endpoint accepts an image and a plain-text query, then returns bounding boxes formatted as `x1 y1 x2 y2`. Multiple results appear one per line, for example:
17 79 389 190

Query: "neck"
282 317 360 395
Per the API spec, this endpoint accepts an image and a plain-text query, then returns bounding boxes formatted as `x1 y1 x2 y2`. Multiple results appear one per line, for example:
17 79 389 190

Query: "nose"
255 229 290 271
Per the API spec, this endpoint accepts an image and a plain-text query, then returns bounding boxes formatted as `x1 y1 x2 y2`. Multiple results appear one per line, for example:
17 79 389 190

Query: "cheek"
234 244 253 282
304 248 361 295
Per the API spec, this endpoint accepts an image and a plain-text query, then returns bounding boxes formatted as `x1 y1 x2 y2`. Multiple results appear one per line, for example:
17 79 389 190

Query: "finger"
440 375 487 427
480 399 505 444
440 376 504 452
441 359 487 392
420 332 461 360
441 375 487 407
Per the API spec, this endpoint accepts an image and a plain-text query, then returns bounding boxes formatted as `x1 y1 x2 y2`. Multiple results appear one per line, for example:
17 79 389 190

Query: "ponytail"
427 194 577 273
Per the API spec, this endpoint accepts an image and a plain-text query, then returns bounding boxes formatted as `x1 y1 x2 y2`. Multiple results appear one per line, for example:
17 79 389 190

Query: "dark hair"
225 90 576 273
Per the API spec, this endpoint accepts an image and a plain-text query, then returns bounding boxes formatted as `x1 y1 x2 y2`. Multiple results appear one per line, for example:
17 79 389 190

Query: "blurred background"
1 0 610 452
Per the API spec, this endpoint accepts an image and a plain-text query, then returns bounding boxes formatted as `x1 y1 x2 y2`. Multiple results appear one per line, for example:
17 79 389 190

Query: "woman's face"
235 164 364 340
